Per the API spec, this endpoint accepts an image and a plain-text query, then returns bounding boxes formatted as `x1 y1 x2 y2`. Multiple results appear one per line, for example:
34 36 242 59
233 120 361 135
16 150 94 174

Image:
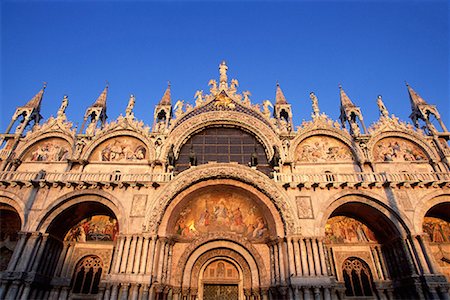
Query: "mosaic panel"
65 215 119 242
24 138 70 161
295 136 353 163
373 137 427 162
325 216 377 244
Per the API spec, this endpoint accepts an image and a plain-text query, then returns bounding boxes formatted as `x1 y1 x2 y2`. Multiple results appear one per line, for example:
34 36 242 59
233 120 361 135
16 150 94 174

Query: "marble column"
139 235 150 274
134 236 144 273
293 237 302 276
114 235 126 273
120 235 132 273
311 238 322 276
299 238 309 276
127 235 138 273
305 238 315 276
286 237 296 278
6 232 28 271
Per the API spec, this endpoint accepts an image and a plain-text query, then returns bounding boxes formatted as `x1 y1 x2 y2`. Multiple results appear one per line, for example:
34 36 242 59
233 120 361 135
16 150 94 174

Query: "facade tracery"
0 62 449 299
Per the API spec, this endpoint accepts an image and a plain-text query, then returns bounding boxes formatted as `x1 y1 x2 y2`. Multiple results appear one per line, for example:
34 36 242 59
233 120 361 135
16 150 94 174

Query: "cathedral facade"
0 62 449 300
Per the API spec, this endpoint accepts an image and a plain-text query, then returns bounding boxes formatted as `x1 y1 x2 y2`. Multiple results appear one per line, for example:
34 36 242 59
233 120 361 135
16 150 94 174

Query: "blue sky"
1 0 448 132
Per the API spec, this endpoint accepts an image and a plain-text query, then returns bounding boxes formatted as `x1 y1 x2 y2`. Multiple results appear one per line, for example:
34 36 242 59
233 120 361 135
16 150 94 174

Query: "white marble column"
120 235 132 273
139 235 150 274
114 235 126 273
127 235 138 273
311 238 322 276
299 238 309 276
286 237 296 277
134 236 144 273
305 238 315 276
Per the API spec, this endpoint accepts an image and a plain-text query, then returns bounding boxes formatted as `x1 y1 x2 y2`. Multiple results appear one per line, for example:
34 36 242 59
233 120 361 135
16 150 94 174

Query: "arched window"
175 127 269 174
72 255 103 295
342 257 374 297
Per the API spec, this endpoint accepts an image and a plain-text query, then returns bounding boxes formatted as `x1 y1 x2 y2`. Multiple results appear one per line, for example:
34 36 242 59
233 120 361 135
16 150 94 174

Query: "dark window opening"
343 257 374 297
72 256 103 295
175 127 270 175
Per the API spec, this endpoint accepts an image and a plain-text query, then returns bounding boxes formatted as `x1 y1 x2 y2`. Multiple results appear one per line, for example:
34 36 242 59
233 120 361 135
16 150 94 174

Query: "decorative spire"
92 84 108 108
159 81 172 105
24 82 46 109
406 82 427 109
275 82 288 104
339 85 355 108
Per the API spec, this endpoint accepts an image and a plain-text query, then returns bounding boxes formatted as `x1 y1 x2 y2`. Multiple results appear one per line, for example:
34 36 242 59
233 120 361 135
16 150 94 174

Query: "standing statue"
219 61 228 83
271 145 281 168
126 95 135 118
262 100 273 119
242 91 251 106
208 79 218 95
174 100 184 118
57 95 69 119
309 92 320 116
189 146 197 166
194 90 204 107
167 144 176 167
377 95 389 118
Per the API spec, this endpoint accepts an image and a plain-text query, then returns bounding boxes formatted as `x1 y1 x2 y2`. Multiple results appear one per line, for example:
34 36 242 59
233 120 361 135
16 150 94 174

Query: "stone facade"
0 62 450 300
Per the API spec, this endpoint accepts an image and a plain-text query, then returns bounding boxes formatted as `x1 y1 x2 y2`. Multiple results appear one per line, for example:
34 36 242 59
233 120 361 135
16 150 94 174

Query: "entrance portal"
204 284 238 300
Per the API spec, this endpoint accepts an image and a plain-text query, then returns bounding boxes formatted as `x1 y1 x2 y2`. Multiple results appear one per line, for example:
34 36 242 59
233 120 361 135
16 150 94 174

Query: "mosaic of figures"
296 136 353 163
325 216 377 244
203 260 239 280
174 191 269 242
25 138 70 162
91 137 147 162
423 217 450 243
65 215 119 242
373 137 427 162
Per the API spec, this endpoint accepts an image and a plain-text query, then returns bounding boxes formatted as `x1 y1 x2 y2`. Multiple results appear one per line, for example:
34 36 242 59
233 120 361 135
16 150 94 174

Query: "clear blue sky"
1 0 448 132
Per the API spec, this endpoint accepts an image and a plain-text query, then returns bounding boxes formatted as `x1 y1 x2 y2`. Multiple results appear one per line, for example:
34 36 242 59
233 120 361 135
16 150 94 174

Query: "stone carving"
208 79 218 95
325 216 377 244
92 137 147 162
295 196 314 219
214 93 235 109
262 100 273 119
203 260 239 280
373 138 426 162
194 90 204 107
65 215 119 242
296 136 353 162
25 138 69 161
126 95 135 118
309 92 320 116
423 217 450 243
174 190 269 242
131 195 147 217
57 95 68 119
377 95 389 118
242 91 251 106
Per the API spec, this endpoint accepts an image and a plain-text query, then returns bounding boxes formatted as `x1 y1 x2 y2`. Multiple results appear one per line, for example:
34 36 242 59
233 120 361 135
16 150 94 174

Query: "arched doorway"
0 203 21 271
200 259 241 300
39 199 120 298
323 201 414 299
422 201 450 282
159 180 279 299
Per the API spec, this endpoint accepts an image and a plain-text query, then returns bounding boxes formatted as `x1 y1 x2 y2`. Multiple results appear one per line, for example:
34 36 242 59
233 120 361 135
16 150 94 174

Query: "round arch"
30 190 125 236
413 193 450 234
174 238 268 288
81 130 154 161
0 191 25 227
290 128 364 164
158 179 283 238
15 133 74 161
163 111 281 162
317 192 411 239
367 131 440 163
146 163 299 235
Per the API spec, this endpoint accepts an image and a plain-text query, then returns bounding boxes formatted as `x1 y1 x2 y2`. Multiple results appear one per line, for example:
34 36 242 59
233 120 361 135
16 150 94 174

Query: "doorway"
203 284 238 300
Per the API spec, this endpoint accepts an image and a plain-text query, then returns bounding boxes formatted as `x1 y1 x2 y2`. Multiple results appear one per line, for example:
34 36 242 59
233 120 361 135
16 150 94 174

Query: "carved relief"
203 260 239 280
24 138 70 161
373 137 427 162
423 217 450 243
325 216 377 244
174 191 269 242
65 215 119 242
295 196 314 219
295 136 353 163
90 137 147 162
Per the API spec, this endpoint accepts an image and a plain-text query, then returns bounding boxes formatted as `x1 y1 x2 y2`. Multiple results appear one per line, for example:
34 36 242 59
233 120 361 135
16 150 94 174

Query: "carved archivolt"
31 190 125 234
81 130 154 161
367 131 438 163
0 192 25 226
163 111 281 162
173 236 268 287
317 192 411 238
146 163 299 235
290 128 363 164
190 249 251 289
413 193 450 234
